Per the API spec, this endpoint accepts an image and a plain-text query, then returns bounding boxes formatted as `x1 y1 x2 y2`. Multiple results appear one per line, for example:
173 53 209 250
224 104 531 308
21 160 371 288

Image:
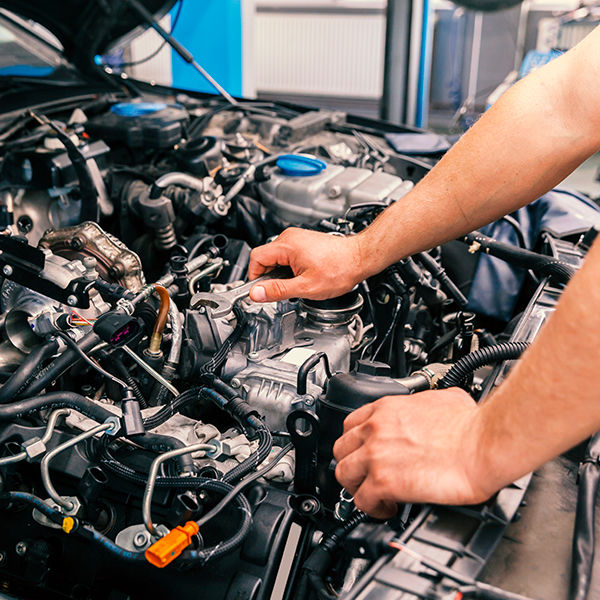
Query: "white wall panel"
255 11 385 98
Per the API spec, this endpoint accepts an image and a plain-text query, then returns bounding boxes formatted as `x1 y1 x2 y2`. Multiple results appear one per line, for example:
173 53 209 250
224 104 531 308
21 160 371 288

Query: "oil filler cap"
276 154 327 177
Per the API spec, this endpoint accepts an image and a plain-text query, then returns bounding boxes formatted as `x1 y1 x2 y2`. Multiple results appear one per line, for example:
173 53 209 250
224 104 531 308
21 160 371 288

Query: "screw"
300 498 319 514
2 265 12 277
15 542 27 557
0 551 5 564
197 491 208 502
67 295 78 306
230 378 241 389
304 395 315 407
133 532 148 549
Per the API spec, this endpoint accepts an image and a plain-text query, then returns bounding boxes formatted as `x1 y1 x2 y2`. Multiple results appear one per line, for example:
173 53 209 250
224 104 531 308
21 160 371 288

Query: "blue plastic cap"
110 102 168 117
276 154 327 177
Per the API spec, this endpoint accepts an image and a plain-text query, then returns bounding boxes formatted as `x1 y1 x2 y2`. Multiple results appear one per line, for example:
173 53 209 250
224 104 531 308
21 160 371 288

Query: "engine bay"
0 90 595 600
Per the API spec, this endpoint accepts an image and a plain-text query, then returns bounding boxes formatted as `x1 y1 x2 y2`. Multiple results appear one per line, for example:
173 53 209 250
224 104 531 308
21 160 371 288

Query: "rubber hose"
464 232 575 284
0 340 59 403
21 332 101 398
149 285 170 354
569 431 600 600
438 341 529 389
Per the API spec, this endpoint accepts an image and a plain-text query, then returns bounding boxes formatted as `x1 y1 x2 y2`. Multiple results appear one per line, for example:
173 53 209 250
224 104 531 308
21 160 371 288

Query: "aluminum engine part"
40 221 146 291
258 163 413 225
224 299 363 431
0 253 109 368
9 188 84 245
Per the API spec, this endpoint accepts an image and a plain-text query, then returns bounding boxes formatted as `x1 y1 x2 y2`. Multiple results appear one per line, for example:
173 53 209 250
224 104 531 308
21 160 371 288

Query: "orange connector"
145 521 199 568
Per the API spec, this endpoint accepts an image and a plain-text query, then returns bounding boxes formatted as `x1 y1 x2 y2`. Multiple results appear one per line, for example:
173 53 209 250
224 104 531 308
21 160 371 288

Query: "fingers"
353 479 398 519
333 425 367 463
342 402 376 433
248 241 291 281
335 451 369 493
249 274 310 302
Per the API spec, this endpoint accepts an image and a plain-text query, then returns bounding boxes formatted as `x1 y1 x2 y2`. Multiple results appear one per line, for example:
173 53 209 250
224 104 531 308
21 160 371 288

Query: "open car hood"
0 0 176 74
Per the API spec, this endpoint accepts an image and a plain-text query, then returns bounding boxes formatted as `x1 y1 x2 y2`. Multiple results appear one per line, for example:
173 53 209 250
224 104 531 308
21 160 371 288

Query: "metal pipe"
143 442 215 535
167 303 183 365
188 259 225 295
0 408 70 466
122 346 179 397
40 420 116 511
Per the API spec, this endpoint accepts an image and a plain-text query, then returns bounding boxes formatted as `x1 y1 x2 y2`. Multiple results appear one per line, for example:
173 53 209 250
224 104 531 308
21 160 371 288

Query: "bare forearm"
357 30 600 278
473 238 600 495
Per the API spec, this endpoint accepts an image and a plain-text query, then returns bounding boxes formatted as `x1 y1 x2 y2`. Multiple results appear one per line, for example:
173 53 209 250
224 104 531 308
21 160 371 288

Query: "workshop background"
110 0 600 196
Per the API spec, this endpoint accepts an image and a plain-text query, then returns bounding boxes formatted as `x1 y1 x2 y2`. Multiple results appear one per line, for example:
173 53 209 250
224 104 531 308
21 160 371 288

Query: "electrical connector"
145 521 199 568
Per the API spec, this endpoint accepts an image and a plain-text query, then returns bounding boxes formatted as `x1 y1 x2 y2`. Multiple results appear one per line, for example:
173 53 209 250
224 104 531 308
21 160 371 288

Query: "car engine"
0 92 594 600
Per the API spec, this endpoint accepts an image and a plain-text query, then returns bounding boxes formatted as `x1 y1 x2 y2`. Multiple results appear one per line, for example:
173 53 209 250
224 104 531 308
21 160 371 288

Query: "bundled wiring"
198 305 246 375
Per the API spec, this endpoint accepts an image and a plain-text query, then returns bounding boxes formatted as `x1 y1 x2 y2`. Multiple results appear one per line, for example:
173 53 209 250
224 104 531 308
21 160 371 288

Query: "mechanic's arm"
333 237 600 517
249 26 600 302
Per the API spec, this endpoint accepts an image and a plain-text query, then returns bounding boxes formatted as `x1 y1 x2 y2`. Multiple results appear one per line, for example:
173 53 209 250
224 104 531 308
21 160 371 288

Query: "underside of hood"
0 0 176 75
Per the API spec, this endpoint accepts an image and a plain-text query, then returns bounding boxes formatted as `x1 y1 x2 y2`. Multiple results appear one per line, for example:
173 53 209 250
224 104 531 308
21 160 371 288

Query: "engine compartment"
0 91 592 600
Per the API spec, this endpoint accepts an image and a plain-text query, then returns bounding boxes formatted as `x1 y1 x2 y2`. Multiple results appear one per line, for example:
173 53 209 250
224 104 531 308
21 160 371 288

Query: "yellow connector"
145 521 199 568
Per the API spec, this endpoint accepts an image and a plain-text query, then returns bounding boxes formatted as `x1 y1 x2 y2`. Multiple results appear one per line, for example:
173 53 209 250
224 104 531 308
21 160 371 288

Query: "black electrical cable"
116 0 183 68
142 387 202 430
0 339 59 403
463 231 576 284
198 305 247 375
569 430 600 600
416 251 468 307
437 341 530 389
28 111 98 221
0 483 251 568
108 354 148 409
298 510 370 600
500 215 527 249
195 442 293 530
54 331 128 391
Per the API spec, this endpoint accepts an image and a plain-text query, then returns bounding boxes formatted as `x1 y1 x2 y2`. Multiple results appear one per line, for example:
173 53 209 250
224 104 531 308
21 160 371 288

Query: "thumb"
250 275 308 302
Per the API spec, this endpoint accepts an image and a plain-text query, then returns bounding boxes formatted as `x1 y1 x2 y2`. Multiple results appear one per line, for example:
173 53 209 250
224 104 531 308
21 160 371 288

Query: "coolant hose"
463 232 576 284
569 431 600 600
20 332 102 398
438 341 529 389
149 285 170 354
0 339 59 403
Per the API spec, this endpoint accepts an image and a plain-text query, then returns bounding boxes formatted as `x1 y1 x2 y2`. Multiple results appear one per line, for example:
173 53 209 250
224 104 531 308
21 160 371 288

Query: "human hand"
333 388 494 519
248 228 366 302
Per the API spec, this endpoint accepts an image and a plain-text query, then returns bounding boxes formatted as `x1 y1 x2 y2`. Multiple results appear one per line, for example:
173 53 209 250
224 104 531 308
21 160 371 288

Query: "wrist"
463 399 508 502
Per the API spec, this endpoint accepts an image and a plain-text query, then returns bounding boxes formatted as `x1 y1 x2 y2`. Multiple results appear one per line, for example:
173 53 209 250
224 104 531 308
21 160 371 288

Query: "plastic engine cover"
258 163 413 225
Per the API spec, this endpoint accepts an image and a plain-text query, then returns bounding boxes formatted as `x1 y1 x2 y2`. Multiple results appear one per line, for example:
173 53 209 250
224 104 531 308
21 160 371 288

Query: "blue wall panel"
171 0 242 97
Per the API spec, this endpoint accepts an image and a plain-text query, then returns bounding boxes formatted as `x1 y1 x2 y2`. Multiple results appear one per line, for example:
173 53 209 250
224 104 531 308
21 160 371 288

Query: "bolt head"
230 378 241 389
15 542 27 556
67 295 78 306
2 265 13 277
133 532 148 548
0 551 6 564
